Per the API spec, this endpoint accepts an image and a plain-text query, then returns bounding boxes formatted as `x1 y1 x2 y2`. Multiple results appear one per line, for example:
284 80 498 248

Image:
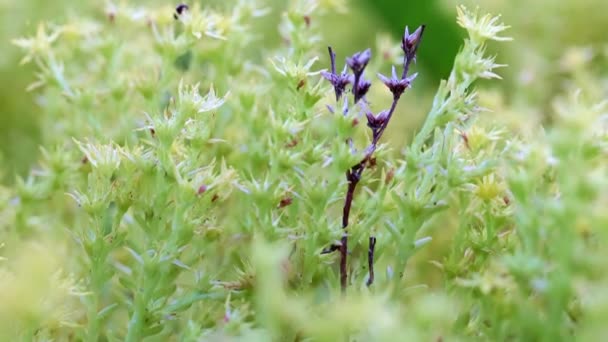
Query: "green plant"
2 1 607 341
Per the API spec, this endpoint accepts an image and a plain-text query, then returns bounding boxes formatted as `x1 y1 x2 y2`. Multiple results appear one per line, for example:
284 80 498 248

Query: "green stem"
86 205 127 341
86 294 100 342
125 299 145 342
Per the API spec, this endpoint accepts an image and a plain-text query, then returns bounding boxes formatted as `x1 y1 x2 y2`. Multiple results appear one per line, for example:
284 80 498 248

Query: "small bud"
346 49 371 75
365 111 376 127
354 77 371 103
366 110 388 130
376 110 389 123
401 25 425 59
198 184 207 195
346 50 372 103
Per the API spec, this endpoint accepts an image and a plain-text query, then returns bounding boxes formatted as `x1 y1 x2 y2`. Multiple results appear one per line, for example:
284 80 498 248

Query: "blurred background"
1 0 607 182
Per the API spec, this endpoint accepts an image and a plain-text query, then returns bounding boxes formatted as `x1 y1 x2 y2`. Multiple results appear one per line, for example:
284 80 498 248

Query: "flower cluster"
321 24 426 291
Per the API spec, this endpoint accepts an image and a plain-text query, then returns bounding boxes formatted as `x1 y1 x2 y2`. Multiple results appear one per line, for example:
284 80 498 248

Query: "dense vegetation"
1 1 607 340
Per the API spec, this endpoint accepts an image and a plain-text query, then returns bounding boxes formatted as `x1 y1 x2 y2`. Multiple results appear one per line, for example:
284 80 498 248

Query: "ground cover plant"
1 0 607 341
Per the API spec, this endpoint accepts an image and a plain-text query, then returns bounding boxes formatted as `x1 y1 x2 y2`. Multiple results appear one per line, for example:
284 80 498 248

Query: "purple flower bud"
321 65 351 101
323 47 352 101
365 111 377 128
366 110 388 130
346 49 372 75
377 66 417 99
344 49 372 103
354 77 371 103
401 25 425 59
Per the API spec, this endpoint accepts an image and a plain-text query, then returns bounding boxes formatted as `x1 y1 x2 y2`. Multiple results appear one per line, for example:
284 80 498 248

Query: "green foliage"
2 1 608 341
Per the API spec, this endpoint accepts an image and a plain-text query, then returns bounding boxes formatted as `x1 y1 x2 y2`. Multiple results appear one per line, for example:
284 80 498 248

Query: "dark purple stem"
366 236 377 286
338 90 397 293
328 46 337 75
352 73 362 102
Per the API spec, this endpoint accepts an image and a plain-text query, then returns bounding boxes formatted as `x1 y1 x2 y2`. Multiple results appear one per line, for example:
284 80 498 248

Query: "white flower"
457 6 512 44
178 80 229 113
